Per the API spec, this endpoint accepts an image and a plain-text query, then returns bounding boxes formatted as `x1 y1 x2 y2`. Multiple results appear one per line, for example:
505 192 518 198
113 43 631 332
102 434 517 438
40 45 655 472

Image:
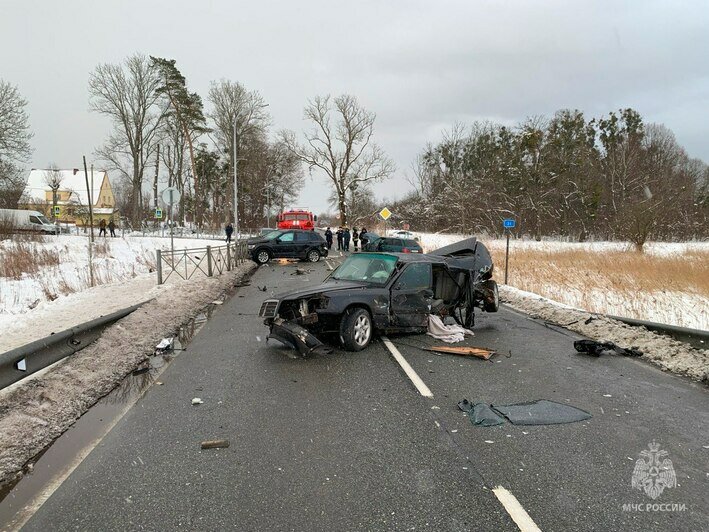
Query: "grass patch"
0 242 61 280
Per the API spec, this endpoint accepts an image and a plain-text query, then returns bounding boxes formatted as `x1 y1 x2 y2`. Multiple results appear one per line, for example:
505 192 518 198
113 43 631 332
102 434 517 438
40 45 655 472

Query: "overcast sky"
2 0 708 215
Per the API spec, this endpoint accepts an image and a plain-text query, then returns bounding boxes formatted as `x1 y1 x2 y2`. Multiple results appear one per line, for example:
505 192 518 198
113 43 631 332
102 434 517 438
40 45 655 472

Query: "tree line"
391 109 708 247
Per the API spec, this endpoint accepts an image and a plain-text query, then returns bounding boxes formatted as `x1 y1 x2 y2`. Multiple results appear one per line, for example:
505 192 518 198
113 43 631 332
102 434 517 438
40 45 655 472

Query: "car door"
390 262 434 327
275 231 297 257
294 231 311 258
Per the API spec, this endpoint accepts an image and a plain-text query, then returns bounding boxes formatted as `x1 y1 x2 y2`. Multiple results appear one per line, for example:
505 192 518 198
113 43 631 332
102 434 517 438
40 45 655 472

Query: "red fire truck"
276 208 317 230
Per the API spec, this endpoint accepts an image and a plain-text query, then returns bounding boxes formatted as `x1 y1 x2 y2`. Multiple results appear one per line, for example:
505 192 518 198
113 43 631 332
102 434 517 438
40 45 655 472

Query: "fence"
156 240 249 284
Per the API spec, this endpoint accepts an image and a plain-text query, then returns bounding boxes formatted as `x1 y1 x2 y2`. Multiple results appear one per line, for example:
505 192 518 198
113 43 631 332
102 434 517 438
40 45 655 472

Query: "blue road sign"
155 209 163 219
503 219 516 229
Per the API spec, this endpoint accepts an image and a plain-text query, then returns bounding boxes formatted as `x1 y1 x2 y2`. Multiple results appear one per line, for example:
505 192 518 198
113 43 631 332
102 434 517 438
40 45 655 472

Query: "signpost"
379 207 392 235
502 219 516 284
161 187 181 257
155 208 163 219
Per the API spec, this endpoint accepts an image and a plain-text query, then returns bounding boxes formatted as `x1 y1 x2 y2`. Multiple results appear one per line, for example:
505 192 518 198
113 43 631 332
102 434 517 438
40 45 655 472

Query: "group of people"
324 226 370 252
98 219 117 237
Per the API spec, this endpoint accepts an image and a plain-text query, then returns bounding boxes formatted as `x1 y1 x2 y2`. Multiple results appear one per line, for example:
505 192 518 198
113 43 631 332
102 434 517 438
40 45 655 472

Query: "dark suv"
247 229 328 264
362 236 423 253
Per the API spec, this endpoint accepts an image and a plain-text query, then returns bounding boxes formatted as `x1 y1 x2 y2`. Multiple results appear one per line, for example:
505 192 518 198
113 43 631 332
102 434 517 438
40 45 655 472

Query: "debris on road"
200 439 230 449
268 317 333 357
574 339 643 357
458 399 505 426
132 365 150 375
426 345 496 360
258 285 267 292
492 400 592 426
458 399 592 426
427 315 474 343
191 398 204 405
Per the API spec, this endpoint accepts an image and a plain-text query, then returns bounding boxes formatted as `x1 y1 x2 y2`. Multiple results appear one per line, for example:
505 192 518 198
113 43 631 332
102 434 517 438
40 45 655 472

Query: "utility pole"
233 120 239 238
153 144 160 210
83 156 95 287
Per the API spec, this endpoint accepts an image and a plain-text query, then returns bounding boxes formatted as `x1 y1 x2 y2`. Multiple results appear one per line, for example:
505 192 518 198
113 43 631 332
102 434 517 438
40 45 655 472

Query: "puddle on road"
0 302 219 530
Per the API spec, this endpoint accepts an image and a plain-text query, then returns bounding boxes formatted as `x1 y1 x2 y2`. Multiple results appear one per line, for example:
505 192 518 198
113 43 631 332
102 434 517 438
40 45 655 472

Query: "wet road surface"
14 259 709 531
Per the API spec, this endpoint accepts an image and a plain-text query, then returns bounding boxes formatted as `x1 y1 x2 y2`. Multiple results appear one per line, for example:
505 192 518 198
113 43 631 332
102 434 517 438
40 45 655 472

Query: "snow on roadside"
0 261 256 485
0 234 222 321
500 285 708 383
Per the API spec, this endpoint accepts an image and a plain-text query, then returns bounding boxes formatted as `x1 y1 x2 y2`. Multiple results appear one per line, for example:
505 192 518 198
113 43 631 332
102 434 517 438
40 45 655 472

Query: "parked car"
247 229 328 264
362 236 423 253
0 208 59 234
259 237 499 353
391 230 418 240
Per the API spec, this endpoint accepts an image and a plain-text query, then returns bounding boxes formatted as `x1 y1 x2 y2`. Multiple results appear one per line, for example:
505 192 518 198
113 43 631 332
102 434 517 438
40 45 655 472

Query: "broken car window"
395 263 432 290
332 253 398 284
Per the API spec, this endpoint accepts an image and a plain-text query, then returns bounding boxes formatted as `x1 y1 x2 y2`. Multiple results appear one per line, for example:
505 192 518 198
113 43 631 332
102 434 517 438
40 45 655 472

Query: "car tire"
254 248 271 265
340 308 373 351
306 249 321 263
482 280 499 312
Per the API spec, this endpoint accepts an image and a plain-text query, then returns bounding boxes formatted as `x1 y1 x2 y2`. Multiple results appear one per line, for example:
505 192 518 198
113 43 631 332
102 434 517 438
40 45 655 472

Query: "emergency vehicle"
276 208 317 230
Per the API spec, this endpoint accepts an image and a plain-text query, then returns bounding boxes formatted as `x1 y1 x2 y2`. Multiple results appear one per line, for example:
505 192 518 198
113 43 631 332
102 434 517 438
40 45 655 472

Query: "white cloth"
426 315 474 343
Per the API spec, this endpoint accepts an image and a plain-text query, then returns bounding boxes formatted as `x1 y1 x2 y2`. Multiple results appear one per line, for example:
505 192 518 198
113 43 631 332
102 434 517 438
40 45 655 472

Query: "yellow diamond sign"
379 207 392 220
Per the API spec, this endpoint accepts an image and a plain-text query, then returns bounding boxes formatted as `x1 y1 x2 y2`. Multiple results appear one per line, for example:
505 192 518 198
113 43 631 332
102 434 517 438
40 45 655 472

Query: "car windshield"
37 215 51 224
263 230 283 239
332 253 398 285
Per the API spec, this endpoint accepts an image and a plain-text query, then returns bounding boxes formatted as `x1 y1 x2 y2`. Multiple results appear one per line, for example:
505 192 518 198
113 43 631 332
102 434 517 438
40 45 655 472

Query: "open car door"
390 262 433 327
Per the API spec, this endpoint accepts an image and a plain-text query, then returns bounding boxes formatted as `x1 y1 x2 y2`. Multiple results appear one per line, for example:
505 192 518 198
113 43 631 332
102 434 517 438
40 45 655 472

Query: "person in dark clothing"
325 227 333 249
343 227 351 251
98 219 107 237
336 227 344 251
360 227 369 249
225 222 234 243
108 219 116 237
352 228 359 251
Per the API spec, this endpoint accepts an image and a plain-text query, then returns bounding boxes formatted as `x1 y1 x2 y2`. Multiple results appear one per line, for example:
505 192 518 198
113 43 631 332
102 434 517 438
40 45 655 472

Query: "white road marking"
492 486 542 532
381 336 433 398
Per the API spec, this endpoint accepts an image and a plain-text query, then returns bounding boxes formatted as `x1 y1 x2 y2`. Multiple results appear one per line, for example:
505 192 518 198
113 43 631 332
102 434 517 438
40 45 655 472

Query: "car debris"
574 339 643 357
459 399 592 426
425 345 496 360
268 317 333 357
259 237 499 353
200 439 230 449
191 398 204 405
155 337 174 354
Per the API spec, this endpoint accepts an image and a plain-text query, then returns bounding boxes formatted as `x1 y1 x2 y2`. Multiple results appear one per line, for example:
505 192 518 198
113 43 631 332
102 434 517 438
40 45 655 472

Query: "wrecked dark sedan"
258 238 499 355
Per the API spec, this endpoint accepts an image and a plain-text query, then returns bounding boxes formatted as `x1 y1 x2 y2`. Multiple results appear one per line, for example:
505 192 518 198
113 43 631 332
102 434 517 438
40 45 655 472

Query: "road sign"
161 187 181 206
155 208 163 219
503 219 516 229
379 207 392 221
53 206 61 215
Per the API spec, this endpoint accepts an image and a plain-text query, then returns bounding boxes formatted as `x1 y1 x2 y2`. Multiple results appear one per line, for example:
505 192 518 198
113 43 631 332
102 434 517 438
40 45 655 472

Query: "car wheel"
340 308 372 351
307 249 321 263
255 249 271 265
483 280 499 312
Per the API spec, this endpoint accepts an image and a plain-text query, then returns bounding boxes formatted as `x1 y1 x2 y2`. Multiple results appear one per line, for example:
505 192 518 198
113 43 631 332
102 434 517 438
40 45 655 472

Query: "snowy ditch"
0 261 256 500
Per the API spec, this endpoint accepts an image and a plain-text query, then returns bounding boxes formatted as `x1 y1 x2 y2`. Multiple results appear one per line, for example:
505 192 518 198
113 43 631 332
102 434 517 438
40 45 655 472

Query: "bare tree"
43 164 64 220
280 95 394 225
0 80 33 205
208 80 270 220
89 54 166 225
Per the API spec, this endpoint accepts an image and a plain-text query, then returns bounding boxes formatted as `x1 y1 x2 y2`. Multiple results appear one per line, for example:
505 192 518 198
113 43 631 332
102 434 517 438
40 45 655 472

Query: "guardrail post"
156 249 163 284
207 246 213 277
226 243 232 271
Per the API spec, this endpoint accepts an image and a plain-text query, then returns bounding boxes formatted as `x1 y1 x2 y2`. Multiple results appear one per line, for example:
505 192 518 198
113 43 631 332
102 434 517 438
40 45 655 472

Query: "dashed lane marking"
381 336 433 398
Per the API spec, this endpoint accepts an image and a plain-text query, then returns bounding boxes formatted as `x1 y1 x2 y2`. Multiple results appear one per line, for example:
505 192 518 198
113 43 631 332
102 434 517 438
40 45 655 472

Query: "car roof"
353 251 444 264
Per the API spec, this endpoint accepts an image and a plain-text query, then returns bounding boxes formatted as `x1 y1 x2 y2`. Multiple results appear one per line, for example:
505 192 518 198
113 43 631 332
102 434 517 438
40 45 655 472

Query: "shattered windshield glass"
332 253 398 285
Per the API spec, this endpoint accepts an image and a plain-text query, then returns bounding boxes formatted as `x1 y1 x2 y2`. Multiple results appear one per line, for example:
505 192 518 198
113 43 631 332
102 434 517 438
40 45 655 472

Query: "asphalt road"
21 258 709 531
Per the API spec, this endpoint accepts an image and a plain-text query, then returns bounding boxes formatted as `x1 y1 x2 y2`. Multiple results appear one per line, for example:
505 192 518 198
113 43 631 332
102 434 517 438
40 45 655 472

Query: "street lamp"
233 120 239 237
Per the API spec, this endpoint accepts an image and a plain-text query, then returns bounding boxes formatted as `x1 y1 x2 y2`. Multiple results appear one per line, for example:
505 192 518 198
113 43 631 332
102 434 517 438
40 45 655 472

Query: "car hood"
274 279 368 301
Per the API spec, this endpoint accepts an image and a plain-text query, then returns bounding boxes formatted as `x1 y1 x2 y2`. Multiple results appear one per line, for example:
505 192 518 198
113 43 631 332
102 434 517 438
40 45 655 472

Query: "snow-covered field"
411 232 709 331
0 235 226 351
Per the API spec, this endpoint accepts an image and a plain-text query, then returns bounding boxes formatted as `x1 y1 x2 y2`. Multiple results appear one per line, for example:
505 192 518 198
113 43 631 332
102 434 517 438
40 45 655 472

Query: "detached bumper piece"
268 318 332 357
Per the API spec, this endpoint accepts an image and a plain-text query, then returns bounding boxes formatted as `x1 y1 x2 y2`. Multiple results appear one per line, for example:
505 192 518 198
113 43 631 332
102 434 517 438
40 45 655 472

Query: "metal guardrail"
156 240 249 284
0 304 144 391
608 314 709 350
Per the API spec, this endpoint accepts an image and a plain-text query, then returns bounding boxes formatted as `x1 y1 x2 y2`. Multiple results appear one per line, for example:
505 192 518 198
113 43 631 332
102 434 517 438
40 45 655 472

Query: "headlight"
247 244 255 250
